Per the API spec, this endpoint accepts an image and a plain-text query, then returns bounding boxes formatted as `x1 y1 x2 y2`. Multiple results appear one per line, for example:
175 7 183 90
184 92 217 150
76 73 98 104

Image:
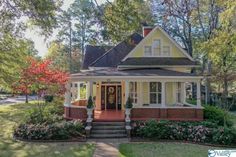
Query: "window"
74 83 78 87
129 82 137 104
79 83 87 99
163 46 170 56
149 82 161 104
144 46 152 56
176 82 181 103
152 39 161 56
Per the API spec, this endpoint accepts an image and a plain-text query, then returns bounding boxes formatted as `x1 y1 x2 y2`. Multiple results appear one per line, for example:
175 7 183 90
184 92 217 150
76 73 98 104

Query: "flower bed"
13 97 86 141
132 120 236 146
14 120 85 140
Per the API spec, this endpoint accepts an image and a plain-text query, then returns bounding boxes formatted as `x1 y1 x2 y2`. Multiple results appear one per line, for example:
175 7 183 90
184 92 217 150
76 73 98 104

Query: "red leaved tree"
13 58 69 103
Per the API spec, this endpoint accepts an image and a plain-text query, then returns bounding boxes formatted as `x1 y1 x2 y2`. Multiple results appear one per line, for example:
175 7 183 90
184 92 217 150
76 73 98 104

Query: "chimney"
142 26 153 37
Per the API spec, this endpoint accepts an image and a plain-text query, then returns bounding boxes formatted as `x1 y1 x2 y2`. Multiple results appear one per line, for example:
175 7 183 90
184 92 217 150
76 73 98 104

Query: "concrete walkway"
88 138 129 157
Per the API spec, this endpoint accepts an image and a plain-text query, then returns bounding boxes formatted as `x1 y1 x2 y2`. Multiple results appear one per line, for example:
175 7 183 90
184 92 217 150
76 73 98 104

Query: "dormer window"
144 46 152 56
152 39 161 56
163 46 170 56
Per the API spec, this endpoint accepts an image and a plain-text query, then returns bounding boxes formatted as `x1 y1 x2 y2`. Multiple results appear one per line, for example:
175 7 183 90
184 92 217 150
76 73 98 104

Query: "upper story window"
163 46 170 56
144 46 152 56
143 39 171 57
152 39 161 56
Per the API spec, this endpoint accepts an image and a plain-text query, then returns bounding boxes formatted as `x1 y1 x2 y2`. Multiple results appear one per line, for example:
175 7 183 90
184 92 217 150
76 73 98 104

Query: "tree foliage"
13 58 68 101
201 0 236 96
103 0 154 43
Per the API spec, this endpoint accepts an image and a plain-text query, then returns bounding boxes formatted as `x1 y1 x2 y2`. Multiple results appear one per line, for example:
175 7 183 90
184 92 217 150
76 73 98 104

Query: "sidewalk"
88 138 129 157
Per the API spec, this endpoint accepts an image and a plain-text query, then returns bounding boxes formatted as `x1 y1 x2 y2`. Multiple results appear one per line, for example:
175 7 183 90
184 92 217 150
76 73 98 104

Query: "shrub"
14 120 85 140
125 96 133 109
204 105 233 127
134 120 236 145
212 127 236 145
25 97 64 124
87 96 93 109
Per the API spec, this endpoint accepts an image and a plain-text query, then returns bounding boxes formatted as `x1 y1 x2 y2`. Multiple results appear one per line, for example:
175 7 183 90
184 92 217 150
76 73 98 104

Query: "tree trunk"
25 94 28 103
223 76 228 97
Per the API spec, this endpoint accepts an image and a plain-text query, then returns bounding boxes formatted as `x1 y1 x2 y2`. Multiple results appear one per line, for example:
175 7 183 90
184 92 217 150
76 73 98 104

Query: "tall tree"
202 0 236 97
0 0 62 89
102 0 154 43
57 0 100 67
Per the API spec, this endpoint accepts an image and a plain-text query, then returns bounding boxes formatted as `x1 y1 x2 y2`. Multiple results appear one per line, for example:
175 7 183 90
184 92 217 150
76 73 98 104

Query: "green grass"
119 142 219 157
0 102 95 157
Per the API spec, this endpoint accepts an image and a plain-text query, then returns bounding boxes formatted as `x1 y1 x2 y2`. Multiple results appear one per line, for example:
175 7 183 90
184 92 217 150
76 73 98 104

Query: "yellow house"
64 26 203 123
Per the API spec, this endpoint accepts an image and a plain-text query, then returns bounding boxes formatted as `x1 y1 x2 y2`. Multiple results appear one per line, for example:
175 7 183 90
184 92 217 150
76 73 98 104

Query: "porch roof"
118 57 199 67
71 68 201 79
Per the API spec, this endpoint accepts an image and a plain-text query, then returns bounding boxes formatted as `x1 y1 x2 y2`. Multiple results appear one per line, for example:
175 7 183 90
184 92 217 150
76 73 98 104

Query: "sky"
25 0 109 57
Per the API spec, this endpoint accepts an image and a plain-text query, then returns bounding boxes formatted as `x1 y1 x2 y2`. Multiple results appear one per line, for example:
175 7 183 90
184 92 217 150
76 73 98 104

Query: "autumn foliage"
13 58 69 98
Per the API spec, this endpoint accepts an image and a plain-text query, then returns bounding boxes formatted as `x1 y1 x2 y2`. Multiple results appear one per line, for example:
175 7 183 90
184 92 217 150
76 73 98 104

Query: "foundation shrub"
133 120 236 145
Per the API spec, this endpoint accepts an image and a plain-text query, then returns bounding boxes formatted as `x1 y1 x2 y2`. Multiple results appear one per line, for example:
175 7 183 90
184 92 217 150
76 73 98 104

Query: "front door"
106 86 116 109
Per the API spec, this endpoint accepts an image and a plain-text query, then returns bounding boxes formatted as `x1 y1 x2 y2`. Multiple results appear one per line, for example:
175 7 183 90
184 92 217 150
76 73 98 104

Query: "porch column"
197 81 201 107
161 81 166 107
181 82 186 104
64 82 71 106
125 81 129 103
87 81 93 98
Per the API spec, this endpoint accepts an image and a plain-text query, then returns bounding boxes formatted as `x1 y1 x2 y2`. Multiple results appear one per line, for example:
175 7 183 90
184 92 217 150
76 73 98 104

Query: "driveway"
0 95 37 105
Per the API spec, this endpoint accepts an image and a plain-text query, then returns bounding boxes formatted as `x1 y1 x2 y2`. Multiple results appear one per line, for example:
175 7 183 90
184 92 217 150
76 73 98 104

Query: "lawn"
119 142 218 157
0 102 95 157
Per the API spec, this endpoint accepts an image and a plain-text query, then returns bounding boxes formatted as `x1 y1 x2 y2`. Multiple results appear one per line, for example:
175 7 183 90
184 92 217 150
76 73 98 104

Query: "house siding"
130 29 185 58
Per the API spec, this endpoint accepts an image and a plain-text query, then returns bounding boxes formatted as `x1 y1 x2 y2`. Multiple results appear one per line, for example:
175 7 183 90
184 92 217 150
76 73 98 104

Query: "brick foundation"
131 107 203 121
64 106 87 121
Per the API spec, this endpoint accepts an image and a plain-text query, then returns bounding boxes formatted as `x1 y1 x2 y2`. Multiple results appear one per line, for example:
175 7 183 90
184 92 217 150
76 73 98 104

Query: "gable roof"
82 45 112 70
118 57 199 68
89 33 143 68
122 26 194 61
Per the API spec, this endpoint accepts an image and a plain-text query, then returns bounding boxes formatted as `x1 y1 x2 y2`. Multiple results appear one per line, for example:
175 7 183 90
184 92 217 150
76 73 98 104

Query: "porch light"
96 83 99 88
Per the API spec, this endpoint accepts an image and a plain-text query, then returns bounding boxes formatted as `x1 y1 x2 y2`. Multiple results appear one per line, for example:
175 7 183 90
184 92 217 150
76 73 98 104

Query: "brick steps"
90 122 127 138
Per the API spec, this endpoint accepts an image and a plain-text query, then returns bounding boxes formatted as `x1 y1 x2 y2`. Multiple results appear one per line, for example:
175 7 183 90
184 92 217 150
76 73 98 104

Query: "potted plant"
87 96 94 118
125 96 133 115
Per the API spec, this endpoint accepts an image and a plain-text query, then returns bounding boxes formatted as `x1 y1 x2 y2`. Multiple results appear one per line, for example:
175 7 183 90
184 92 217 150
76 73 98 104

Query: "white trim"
122 26 194 61
70 75 203 80
117 65 200 69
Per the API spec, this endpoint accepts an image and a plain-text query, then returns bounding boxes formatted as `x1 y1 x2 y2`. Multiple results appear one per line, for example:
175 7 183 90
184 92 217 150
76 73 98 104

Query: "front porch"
64 73 203 121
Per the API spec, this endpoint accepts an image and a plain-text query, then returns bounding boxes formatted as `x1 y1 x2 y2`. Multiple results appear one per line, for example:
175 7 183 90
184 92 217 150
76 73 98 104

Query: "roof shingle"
119 57 198 67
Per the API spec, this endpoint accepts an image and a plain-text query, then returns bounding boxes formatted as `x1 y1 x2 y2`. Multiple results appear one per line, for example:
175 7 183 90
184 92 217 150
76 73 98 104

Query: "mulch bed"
13 135 87 143
130 137 236 148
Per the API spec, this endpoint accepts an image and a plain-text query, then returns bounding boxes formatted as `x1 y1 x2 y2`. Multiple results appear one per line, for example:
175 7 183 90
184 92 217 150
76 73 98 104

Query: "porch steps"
90 122 127 138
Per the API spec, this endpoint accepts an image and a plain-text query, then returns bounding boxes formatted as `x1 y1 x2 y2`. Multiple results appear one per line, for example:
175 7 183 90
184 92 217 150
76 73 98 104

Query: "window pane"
150 93 157 104
153 40 160 48
163 46 170 56
144 46 152 56
150 82 157 92
158 93 162 104
158 82 161 92
80 83 87 99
